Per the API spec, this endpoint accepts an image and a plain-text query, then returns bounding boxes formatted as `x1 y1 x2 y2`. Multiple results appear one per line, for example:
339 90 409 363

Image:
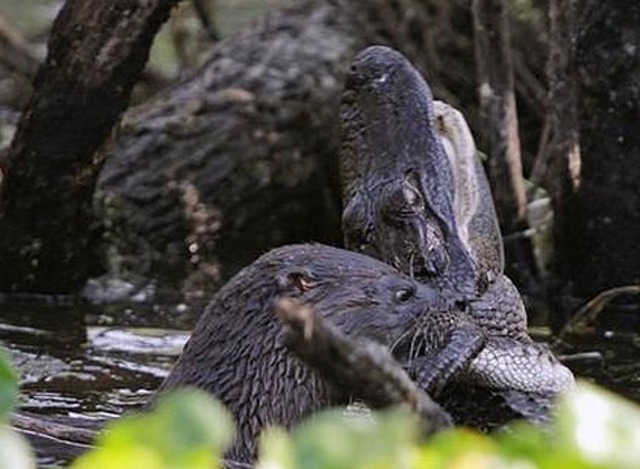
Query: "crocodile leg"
410 324 486 397
402 308 487 397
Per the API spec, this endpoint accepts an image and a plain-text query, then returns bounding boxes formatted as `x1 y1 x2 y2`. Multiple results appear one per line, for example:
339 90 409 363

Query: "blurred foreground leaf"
0 426 36 469
415 428 499 469
0 348 17 421
258 427 296 469
257 381 640 469
0 349 35 469
555 381 640 469
289 408 418 469
72 388 235 469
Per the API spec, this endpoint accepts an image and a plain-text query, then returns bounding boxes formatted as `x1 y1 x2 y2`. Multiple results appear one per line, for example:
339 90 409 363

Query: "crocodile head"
339 46 575 427
339 46 502 294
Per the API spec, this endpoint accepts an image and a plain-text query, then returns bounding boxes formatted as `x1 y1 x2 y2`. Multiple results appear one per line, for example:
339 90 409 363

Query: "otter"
153 243 449 462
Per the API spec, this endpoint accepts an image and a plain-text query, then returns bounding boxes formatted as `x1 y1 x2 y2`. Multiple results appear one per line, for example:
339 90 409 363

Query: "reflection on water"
557 331 640 403
2 298 640 466
0 299 197 465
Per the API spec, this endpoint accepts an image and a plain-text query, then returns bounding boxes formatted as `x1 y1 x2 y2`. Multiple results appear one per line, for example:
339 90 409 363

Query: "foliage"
71 388 234 469
0 347 17 420
257 382 640 469
0 425 35 469
0 347 35 469
3 346 640 469
259 408 418 469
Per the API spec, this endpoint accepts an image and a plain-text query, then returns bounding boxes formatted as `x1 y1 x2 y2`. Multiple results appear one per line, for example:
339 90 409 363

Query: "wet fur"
154 243 447 462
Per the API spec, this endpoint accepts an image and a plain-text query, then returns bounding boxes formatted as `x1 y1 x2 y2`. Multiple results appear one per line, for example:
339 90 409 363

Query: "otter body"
155 243 447 462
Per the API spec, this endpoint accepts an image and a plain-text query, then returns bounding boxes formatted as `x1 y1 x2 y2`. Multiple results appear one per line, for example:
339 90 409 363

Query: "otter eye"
394 287 414 303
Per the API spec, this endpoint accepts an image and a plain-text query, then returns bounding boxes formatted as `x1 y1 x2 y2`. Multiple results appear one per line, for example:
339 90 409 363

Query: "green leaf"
495 420 547 457
257 427 295 469
290 407 418 469
72 387 235 469
0 426 36 469
555 381 640 469
0 347 18 421
414 428 500 469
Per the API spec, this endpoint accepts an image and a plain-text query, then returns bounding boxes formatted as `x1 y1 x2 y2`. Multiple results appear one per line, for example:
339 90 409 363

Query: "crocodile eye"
394 287 414 303
382 183 424 223
403 170 425 212
403 184 423 210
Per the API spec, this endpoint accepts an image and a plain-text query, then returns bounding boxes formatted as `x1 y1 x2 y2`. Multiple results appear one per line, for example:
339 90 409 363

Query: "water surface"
2 297 640 466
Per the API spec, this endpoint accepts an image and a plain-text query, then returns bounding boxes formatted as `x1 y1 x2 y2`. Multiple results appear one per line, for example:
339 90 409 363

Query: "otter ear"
276 268 314 295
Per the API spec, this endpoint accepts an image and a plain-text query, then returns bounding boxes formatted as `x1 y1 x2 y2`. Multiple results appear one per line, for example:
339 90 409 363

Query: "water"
0 299 198 466
556 331 640 403
2 298 640 466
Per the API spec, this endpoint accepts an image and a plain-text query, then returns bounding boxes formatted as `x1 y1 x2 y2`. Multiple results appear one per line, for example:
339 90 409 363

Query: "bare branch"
274 297 453 437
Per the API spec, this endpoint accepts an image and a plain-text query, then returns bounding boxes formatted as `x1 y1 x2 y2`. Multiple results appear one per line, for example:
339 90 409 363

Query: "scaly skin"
339 46 574 415
401 307 573 399
433 100 504 288
340 46 477 296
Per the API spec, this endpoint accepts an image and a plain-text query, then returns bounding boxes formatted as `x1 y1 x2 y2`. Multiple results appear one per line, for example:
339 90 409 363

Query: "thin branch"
472 0 528 225
274 297 453 437
557 285 640 340
11 413 97 445
0 14 38 78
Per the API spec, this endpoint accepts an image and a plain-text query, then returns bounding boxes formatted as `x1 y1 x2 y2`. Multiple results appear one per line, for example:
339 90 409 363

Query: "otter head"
273 244 448 348
155 244 448 463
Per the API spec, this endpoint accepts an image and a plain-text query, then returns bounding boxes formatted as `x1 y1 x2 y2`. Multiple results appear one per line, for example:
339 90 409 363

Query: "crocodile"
339 45 573 420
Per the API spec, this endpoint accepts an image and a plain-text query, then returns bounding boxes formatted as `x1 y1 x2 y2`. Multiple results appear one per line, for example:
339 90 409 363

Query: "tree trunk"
546 0 581 326
94 0 490 295
573 1 640 296
550 1 640 315
472 0 527 224
0 0 550 296
471 0 537 291
0 0 179 293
